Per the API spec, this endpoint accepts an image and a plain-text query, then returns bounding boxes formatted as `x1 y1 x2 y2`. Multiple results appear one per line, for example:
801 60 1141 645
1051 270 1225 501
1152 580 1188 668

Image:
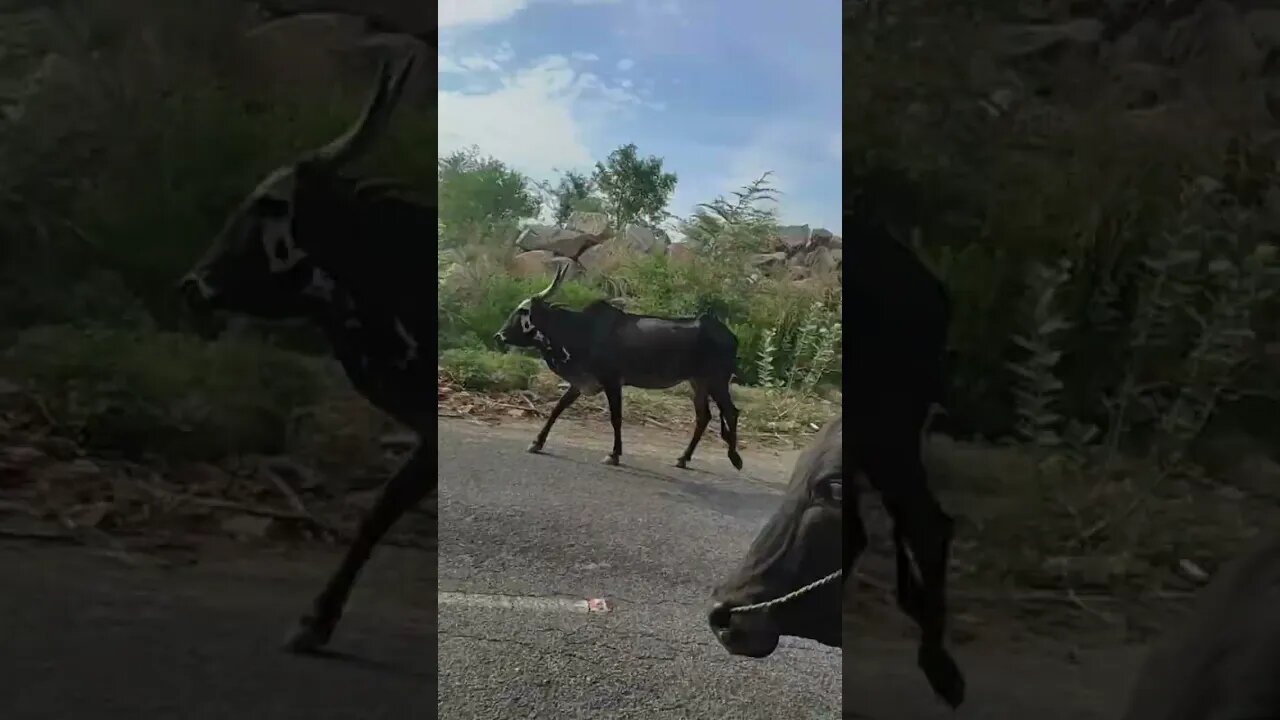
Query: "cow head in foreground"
494 261 744 470
179 57 416 328
1119 532 1280 720
709 415 843 655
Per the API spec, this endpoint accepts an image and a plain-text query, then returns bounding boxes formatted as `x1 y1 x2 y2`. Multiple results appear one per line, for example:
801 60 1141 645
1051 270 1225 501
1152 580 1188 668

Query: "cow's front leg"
529 386 581 453
602 382 623 465
284 443 432 653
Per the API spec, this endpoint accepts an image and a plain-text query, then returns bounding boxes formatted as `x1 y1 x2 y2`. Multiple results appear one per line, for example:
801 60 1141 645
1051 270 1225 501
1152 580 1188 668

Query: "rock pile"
749 224 843 280
971 0 1280 126
507 212 674 279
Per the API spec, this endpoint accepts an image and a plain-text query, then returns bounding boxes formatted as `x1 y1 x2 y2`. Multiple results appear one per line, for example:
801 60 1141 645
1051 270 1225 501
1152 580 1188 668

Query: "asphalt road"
437 418 843 719
0 417 1150 720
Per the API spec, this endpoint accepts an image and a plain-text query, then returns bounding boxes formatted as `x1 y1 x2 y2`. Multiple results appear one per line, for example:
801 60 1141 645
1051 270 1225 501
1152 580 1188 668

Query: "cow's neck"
534 305 595 374
305 269 431 432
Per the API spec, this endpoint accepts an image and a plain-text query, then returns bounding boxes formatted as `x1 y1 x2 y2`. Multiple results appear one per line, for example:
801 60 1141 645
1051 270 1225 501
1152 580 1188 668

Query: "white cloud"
571 52 600 62
457 55 503 72
439 55 465 74
616 58 635 71
620 79 633 88
709 120 842 232
439 0 529 28
439 55 649 183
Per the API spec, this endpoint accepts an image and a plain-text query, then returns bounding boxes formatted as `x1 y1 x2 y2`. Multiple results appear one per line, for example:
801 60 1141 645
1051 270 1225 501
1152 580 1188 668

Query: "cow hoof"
527 442 544 454
283 619 332 655
602 455 620 466
919 644 966 709
675 457 688 469
728 450 743 470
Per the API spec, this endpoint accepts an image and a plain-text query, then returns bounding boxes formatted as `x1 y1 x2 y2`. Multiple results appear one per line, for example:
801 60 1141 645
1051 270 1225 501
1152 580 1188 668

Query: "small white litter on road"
439 592 613 614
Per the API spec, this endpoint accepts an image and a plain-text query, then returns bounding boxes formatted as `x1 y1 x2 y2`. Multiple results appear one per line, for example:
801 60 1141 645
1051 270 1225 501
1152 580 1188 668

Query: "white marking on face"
263 221 307 273
255 168 307 274
189 273 216 299
393 318 418 369
519 311 535 334
302 267 336 301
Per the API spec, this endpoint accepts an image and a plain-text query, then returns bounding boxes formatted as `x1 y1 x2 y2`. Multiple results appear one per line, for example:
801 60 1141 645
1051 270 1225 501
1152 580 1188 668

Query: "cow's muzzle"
708 601 779 658
493 332 508 350
178 273 215 307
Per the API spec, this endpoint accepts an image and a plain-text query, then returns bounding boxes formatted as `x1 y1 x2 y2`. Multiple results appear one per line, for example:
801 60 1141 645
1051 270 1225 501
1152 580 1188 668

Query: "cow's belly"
621 374 685 390
557 371 603 395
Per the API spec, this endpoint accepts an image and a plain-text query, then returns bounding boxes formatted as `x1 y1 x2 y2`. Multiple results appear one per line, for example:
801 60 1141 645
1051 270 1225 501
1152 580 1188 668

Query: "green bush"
440 348 543 392
0 325 326 460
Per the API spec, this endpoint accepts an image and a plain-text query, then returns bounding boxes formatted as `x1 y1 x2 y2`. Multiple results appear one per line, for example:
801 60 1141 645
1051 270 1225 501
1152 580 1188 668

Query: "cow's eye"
818 480 842 505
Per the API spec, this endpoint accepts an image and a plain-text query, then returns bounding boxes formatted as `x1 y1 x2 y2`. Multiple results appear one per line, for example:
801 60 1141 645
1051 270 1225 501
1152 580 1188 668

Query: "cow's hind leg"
676 381 711 468
284 443 432 653
602 382 623 465
528 386 581 453
708 383 742 470
869 454 964 709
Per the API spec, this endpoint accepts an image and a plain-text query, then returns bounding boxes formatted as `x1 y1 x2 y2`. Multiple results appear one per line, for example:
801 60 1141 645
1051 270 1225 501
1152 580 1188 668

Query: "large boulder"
807 246 839 275
618 224 667 255
750 252 788 269
1164 1 1262 84
809 228 835 248
776 225 811 253
566 211 611 239
993 19 1104 60
508 250 559 278
242 13 431 105
578 239 631 275
514 225 601 258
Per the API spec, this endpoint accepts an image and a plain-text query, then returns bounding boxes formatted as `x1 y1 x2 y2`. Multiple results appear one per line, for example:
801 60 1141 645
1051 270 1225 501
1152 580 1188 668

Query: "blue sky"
438 0 842 236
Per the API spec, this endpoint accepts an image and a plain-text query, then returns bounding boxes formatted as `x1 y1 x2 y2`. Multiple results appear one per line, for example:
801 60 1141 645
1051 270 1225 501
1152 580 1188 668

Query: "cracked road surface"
437 418 842 718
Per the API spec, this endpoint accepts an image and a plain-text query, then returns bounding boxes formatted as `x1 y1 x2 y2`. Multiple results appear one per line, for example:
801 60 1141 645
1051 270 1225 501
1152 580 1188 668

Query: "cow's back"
582 302 735 384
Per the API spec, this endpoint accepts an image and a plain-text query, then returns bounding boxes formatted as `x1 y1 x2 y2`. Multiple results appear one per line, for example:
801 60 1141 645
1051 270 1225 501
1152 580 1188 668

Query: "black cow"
709 414 843 654
494 262 743 470
845 214 965 709
178 57 435 653
1119 532 1280 720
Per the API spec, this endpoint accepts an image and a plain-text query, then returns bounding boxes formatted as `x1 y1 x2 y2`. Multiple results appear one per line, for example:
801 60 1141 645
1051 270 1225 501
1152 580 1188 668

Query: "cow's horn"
305 54 415 168
535 261 569 299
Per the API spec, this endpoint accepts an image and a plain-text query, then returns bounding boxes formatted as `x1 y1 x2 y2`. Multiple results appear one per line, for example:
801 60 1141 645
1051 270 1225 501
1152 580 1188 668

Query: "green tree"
592 143 678 228
438 146 540 247
681 171 780 260
550 170 603 225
